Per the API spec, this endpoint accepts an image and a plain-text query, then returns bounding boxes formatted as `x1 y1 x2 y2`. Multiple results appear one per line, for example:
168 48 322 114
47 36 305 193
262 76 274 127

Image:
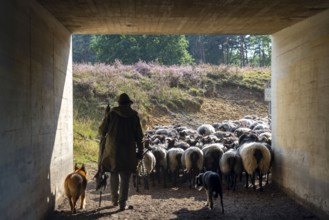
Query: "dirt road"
50 163 319 220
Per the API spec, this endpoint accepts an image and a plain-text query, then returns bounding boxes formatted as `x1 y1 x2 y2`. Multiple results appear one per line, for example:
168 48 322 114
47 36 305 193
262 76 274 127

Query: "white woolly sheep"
181 146 204 188
151 145 168 187
133 150 156 191
219 149 243 191
238 142 271 192
167 148 185 186
238 118 254 128
197 124 215 136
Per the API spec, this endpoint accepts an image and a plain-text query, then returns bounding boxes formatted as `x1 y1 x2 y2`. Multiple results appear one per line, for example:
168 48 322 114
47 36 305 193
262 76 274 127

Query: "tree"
73 34 271 66
72 35 96 63
90 35 193 65
249 35 271 66
187 35 271 66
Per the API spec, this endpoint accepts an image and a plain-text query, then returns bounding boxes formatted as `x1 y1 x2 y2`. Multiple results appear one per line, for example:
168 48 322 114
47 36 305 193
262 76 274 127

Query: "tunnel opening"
71 34 272 166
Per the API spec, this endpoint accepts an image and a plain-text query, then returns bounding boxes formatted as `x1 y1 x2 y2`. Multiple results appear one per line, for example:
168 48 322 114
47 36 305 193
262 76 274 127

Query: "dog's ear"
74 163 78 171
81 163 86 173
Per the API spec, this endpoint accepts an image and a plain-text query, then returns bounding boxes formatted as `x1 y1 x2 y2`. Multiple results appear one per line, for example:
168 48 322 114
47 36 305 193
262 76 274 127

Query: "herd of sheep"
133 115 272 192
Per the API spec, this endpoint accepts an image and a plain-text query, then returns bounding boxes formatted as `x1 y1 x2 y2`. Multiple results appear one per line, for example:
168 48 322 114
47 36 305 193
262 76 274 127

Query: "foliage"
73 34 271 67
90 35 193 65
73 35 96 63
186 35 271 67
73 62 270 162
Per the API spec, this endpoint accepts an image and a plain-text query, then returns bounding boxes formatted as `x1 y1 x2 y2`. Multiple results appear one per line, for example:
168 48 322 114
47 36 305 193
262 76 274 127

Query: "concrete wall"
0 1 73 219
272 10 329 217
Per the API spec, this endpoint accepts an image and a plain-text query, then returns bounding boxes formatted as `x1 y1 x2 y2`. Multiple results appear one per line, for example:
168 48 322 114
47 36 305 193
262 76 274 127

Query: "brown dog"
64 164 87 213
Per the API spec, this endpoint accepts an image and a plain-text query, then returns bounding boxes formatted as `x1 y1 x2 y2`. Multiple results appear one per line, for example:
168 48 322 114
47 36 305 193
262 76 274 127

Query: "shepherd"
96 93 144 211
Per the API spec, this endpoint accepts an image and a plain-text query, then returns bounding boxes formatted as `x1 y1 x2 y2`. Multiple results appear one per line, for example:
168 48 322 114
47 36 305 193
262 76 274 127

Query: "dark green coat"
101 105 144 173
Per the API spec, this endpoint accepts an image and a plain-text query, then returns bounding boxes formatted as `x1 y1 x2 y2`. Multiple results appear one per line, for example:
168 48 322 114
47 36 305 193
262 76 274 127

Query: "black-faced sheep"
167 148 184 186
181 146 204 188
166 137 190 150
155 128 179 138
217 121 239 132
219 149 243 191
234 127 252 138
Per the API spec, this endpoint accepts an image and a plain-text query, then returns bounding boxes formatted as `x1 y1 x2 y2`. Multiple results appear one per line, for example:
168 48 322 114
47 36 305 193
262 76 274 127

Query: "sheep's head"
238 133 258 146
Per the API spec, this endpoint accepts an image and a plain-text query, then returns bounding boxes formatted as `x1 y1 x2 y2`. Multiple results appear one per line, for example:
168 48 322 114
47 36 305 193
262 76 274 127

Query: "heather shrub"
72 61 270 164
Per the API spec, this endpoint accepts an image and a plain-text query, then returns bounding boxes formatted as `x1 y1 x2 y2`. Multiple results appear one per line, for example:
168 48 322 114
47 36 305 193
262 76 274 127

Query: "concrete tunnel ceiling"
37 0 329 35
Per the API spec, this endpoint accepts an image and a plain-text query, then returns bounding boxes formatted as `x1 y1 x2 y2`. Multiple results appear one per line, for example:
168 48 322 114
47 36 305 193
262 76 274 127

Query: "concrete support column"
0 1 73 219
272 9 329 217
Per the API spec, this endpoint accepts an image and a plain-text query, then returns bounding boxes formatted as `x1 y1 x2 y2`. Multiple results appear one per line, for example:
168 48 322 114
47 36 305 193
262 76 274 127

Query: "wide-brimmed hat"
117 93 133 105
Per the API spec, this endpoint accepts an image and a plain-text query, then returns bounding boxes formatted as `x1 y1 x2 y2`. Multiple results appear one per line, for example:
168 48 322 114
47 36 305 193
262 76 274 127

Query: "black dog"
195 171 224 213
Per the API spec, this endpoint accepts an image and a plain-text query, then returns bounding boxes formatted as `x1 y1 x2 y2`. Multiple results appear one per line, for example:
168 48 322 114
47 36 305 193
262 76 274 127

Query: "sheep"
238 141 271 192
166 137 190 150
197 124 215 136
167 148 184 186
155 128 179 138
219 149 243 191
181 146 204 188
257 133 273 185
258 132 272 142
151 145 168 187
238 133 259 146
202 143 225 173
238 118 254 128
234 127 252 138
133 149 156 191
217 121 238 132
222 136 238 150
178 128 198 138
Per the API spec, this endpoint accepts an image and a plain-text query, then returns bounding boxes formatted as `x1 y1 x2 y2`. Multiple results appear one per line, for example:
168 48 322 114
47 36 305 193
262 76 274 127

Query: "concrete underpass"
0 1 329 219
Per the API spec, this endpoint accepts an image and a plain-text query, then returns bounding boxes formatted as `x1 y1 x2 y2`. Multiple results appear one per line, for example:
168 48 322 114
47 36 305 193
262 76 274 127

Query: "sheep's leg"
230 173 235 189
224 175 229 190
133 174 137 188
245 173 249 189
163 168 167 188
251 173 256 190
151 172 156 187
188 172 193 189
266 170 270 185
233 174 237 191
173 169 177 186
136 174 140 192
259 172 263 192
144 175 149 190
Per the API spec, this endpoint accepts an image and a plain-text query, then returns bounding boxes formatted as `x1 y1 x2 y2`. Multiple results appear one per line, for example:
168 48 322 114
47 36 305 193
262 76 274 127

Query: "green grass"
73 111 100 165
